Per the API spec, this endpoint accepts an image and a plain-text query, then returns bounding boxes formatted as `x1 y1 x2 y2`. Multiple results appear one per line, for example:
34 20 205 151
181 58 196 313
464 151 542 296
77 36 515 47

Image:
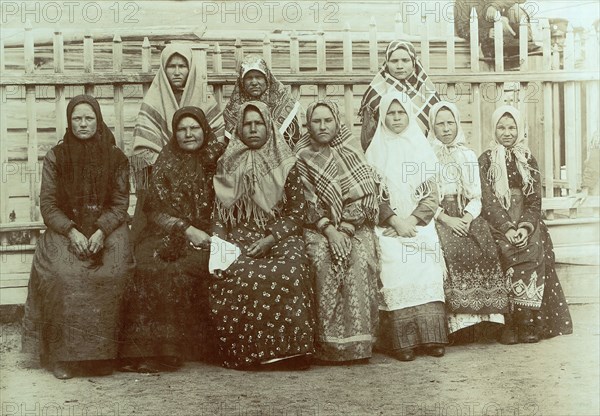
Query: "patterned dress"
479 151 573 338
210 166 314 369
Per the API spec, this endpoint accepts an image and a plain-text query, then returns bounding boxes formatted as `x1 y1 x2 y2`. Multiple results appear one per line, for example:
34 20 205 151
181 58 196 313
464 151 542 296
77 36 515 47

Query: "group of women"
22 40 572 379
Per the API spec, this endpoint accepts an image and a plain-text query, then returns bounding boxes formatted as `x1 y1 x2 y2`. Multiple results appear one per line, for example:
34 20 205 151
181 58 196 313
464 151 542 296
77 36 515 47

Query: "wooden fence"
1 11 599 304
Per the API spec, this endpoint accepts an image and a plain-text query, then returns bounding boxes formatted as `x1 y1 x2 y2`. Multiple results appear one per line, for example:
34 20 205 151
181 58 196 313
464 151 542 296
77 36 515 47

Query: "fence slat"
0 36 8 228
191 45 209 109
83 32 94 95
234 38 243 72
394 13 403 39
262 34 272 68
469 7 480 72
564 25 578 194
289 31 300 99
543 82 554 197
472 84 482 154
519 16 529 71
316 29 326 99
113 34 125 151
343 23 354 130
24 21 39 223
494 11 504 72
421 15 430 72
141 37 151 96
212 42 224 108
542 19 552 71
53 29 66 142
446 13 455 72
369 17 378 73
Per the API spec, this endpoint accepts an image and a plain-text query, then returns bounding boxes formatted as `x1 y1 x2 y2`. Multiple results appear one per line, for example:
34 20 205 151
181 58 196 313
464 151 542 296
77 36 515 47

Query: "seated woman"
22 95 133 379
223 55 301 149
210 101 314 370
365 90 447 362
130 44 224 245
359 40 440 151
479 105 573 344
295 100 382 363
427 101 508 336
120 107 224 373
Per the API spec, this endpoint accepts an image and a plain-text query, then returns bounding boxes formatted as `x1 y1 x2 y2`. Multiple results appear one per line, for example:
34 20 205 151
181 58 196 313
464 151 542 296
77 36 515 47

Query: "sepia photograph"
1 1 599 415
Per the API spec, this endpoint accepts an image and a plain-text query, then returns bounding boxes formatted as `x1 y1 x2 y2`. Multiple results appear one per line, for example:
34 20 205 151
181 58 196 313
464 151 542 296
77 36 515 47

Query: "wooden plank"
234 38 243 72
543 82 555 197
420 15 430 72
0 286 28 306
471 84 482 155
24 21 39 223
83 32 94 96
53 29 66 142
519 16 529 71
316 29 326 99
0 36 8 229
343 23 354 130
262 34 272 68
289 31 300 99
212 43 224 108
494 10 504 72
469 7 480 72
141 37 151 96
113 34 125 151
369 17 378 73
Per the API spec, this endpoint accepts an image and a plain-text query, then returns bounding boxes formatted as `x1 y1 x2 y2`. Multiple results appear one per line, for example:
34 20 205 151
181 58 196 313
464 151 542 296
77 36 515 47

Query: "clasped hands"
68 228 105 258
382 215 419 238
439 213 473 237
505 227 529 248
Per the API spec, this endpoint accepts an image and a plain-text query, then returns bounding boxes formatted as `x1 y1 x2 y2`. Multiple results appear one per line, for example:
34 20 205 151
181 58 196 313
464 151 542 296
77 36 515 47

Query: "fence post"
289 31 300 99
83 31 94 96
316 28 326 99
0 35 8 227
24 21 39 223
53 28 66 143
141 37 151 96
541 22 554 197
446 9 456 101
563 25 578 194
213 42 224 108
262 34 272 68
494 10 504 72
113 34 125 151
421 14 430 72
519 16 529 71
343 22 354 130
369 17 378 73
191 44 210 109
469 7 480 72
234 38 243 72
395 13 404 39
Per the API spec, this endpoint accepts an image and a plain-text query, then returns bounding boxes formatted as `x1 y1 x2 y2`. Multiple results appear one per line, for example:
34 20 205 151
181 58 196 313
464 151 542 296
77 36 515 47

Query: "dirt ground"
1 304 598 416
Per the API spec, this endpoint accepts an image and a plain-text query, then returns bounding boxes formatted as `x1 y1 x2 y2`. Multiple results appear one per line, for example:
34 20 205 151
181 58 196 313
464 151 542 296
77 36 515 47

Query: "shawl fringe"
129 154 152 191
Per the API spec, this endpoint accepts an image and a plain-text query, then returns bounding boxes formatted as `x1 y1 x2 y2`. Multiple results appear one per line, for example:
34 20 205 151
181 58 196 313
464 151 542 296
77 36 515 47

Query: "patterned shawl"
214 101 297 229
146 106 223 233
359 40 440 133
427 101 481 210
295 100 380 226
54 94 126 238
486 105 536 210
366 90 439 218
223 55 300 143
131 44 224 190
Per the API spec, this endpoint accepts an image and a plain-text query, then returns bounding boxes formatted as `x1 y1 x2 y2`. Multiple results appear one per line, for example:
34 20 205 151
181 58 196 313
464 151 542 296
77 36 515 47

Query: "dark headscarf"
146 106 223 234
54 94 123 237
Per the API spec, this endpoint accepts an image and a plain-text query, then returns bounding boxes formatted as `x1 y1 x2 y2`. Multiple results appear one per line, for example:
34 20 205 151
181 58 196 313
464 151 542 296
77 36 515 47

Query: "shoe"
52 362 73 380
498 313 519 345
425 346 445 357
516 309 540 344
137 359 161 373
393 348 415 362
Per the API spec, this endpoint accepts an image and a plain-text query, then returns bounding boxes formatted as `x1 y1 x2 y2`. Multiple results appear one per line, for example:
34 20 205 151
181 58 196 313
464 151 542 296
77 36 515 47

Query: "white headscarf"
487 105 535 210
366 90 439 218
427 101 481 210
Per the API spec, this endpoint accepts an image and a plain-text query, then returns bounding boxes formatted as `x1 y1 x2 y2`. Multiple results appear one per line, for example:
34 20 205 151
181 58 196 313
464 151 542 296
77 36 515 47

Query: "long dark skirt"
119 234 213 361
210 225 314 369
436 197 508 314
491 191 573 338
22 224 133 368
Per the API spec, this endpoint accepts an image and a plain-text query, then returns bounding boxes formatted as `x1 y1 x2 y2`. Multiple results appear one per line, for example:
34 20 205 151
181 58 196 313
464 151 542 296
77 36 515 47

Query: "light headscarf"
486 105 536 210
214 101 297 229
366 90 439 218
427 101 481 210
131 44 224 189
359 40 440 133
295 100 380 226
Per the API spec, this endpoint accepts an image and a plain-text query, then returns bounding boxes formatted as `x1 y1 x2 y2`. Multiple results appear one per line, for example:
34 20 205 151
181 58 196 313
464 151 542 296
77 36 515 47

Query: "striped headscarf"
295 100 380 226
359 40 440 134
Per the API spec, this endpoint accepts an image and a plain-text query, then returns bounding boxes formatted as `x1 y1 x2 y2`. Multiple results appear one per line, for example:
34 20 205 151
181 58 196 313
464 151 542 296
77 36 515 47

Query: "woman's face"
384 100 409 134
433 109 458 144
495 114 518 147
176 116 204 152
386 48 415 80
240 108 268 149
309 105 337 146
243 70 268 98
70 103 97 140
165 54 189 90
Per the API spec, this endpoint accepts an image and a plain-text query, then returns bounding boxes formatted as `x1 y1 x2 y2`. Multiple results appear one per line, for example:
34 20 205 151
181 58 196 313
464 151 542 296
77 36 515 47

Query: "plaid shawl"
223 55 300 144
359 40 440 133
214 101 297 229
295 100 379 226
130 44 224 189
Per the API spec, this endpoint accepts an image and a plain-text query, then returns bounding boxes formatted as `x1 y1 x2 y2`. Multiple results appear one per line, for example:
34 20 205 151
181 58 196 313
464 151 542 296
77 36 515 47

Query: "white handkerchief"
208 236 241 273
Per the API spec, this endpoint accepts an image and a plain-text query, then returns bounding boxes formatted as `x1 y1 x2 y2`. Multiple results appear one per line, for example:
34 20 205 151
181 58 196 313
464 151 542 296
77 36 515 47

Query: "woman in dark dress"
22 95 133 379
479 105 573 344
120 107 224 372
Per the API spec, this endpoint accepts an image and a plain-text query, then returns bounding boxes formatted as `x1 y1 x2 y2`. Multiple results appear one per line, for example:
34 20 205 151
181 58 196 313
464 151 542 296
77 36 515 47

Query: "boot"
516 309 540 344
499 313 518 345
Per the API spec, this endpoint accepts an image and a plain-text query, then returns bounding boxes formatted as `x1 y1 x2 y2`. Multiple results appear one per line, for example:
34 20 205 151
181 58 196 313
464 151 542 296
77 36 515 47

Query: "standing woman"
223 55 302 149
120 107 224 372
210 101 314 370
479 105 573 344
365 90 447 362
427 101 508 335
130 44 224 245
359 40 440 151
295 100 381 363
22 95 133 379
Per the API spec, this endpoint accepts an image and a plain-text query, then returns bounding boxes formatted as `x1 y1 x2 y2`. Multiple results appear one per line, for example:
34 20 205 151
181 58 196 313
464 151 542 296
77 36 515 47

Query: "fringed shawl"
223 55 300 143
214 101 297 229
295 100 380 226
359 40 440 133
131 44 224 190
366 90 439 218
427 101 481 211
486 105 536 210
